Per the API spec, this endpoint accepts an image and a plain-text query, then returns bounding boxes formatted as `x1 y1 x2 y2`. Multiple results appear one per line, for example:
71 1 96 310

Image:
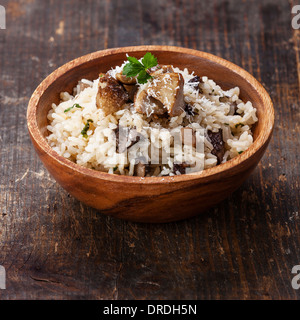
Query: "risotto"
46 53 258 177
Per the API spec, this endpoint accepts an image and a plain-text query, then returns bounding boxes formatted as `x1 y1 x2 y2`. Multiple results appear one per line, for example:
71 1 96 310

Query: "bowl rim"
27 45 274 185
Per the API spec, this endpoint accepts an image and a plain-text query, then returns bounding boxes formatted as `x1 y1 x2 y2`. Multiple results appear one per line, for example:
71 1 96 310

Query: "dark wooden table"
0 0 299 300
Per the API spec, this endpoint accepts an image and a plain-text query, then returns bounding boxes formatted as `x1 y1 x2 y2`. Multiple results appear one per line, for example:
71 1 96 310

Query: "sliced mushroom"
123 84 138 102
96 74 129 116
146 72 184 116
207 130 225 164
114 72 138 102
149 64 174 77
134 72 184 117
115 72 137 85
134 89 166 116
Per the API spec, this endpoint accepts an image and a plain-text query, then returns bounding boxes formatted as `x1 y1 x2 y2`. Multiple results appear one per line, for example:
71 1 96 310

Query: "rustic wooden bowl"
27 46 274 223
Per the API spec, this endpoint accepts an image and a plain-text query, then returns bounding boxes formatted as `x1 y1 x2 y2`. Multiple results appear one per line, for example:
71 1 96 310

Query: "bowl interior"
36 49 266 142
30 46 274 187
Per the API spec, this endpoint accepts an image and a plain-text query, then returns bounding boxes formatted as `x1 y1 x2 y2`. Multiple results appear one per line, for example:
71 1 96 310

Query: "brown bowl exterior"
27 46 274 223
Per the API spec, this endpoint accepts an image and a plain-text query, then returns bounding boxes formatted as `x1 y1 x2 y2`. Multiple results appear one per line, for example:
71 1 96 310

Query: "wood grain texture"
0 0 299 299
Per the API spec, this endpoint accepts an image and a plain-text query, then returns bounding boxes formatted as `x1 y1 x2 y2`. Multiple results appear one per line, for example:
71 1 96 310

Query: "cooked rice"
46 63 258 177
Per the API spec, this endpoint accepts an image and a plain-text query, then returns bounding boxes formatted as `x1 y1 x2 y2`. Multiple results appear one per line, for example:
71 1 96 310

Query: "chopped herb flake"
235 123 244 128
238 151 243 154
64 103 82 113
81 119 93 138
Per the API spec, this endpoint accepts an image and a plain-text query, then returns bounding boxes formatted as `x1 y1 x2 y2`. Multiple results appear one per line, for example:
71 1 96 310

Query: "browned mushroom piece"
207 130 225 164
96 73 129 116
149 64 174 77
114 72 138 102
134 72 184 117
147 72 184 116
123 84 138 102
134 89 166 116
115 72 137 85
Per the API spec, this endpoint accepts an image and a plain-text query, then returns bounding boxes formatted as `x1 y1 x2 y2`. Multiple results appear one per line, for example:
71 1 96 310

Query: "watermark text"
0 265 5 289
292 5 300 30
0 5 5 30
291 265 300 290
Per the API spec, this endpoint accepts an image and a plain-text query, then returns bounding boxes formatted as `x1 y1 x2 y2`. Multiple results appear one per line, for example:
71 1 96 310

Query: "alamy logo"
291 265 300 290
292 5 300 30
0 265 5 289
0 5 5 29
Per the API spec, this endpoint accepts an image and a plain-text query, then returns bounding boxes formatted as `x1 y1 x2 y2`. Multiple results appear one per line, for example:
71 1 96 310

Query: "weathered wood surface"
0 0 299 299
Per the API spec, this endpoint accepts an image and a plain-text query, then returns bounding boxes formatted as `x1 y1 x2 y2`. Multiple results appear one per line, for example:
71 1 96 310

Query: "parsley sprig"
122 52 158 84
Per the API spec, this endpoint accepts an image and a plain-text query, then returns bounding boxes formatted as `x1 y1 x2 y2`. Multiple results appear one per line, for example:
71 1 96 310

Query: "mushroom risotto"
46 53 258 177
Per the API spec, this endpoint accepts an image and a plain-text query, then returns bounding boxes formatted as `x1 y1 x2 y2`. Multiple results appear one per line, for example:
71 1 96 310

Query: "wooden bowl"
27 46 274 223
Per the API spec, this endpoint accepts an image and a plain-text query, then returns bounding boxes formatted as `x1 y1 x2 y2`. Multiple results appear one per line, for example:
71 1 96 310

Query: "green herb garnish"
235 123 244 128
64 103 82 113
81 119 93 138
122 52 158 84
238 151 243 154
113 166 118 171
